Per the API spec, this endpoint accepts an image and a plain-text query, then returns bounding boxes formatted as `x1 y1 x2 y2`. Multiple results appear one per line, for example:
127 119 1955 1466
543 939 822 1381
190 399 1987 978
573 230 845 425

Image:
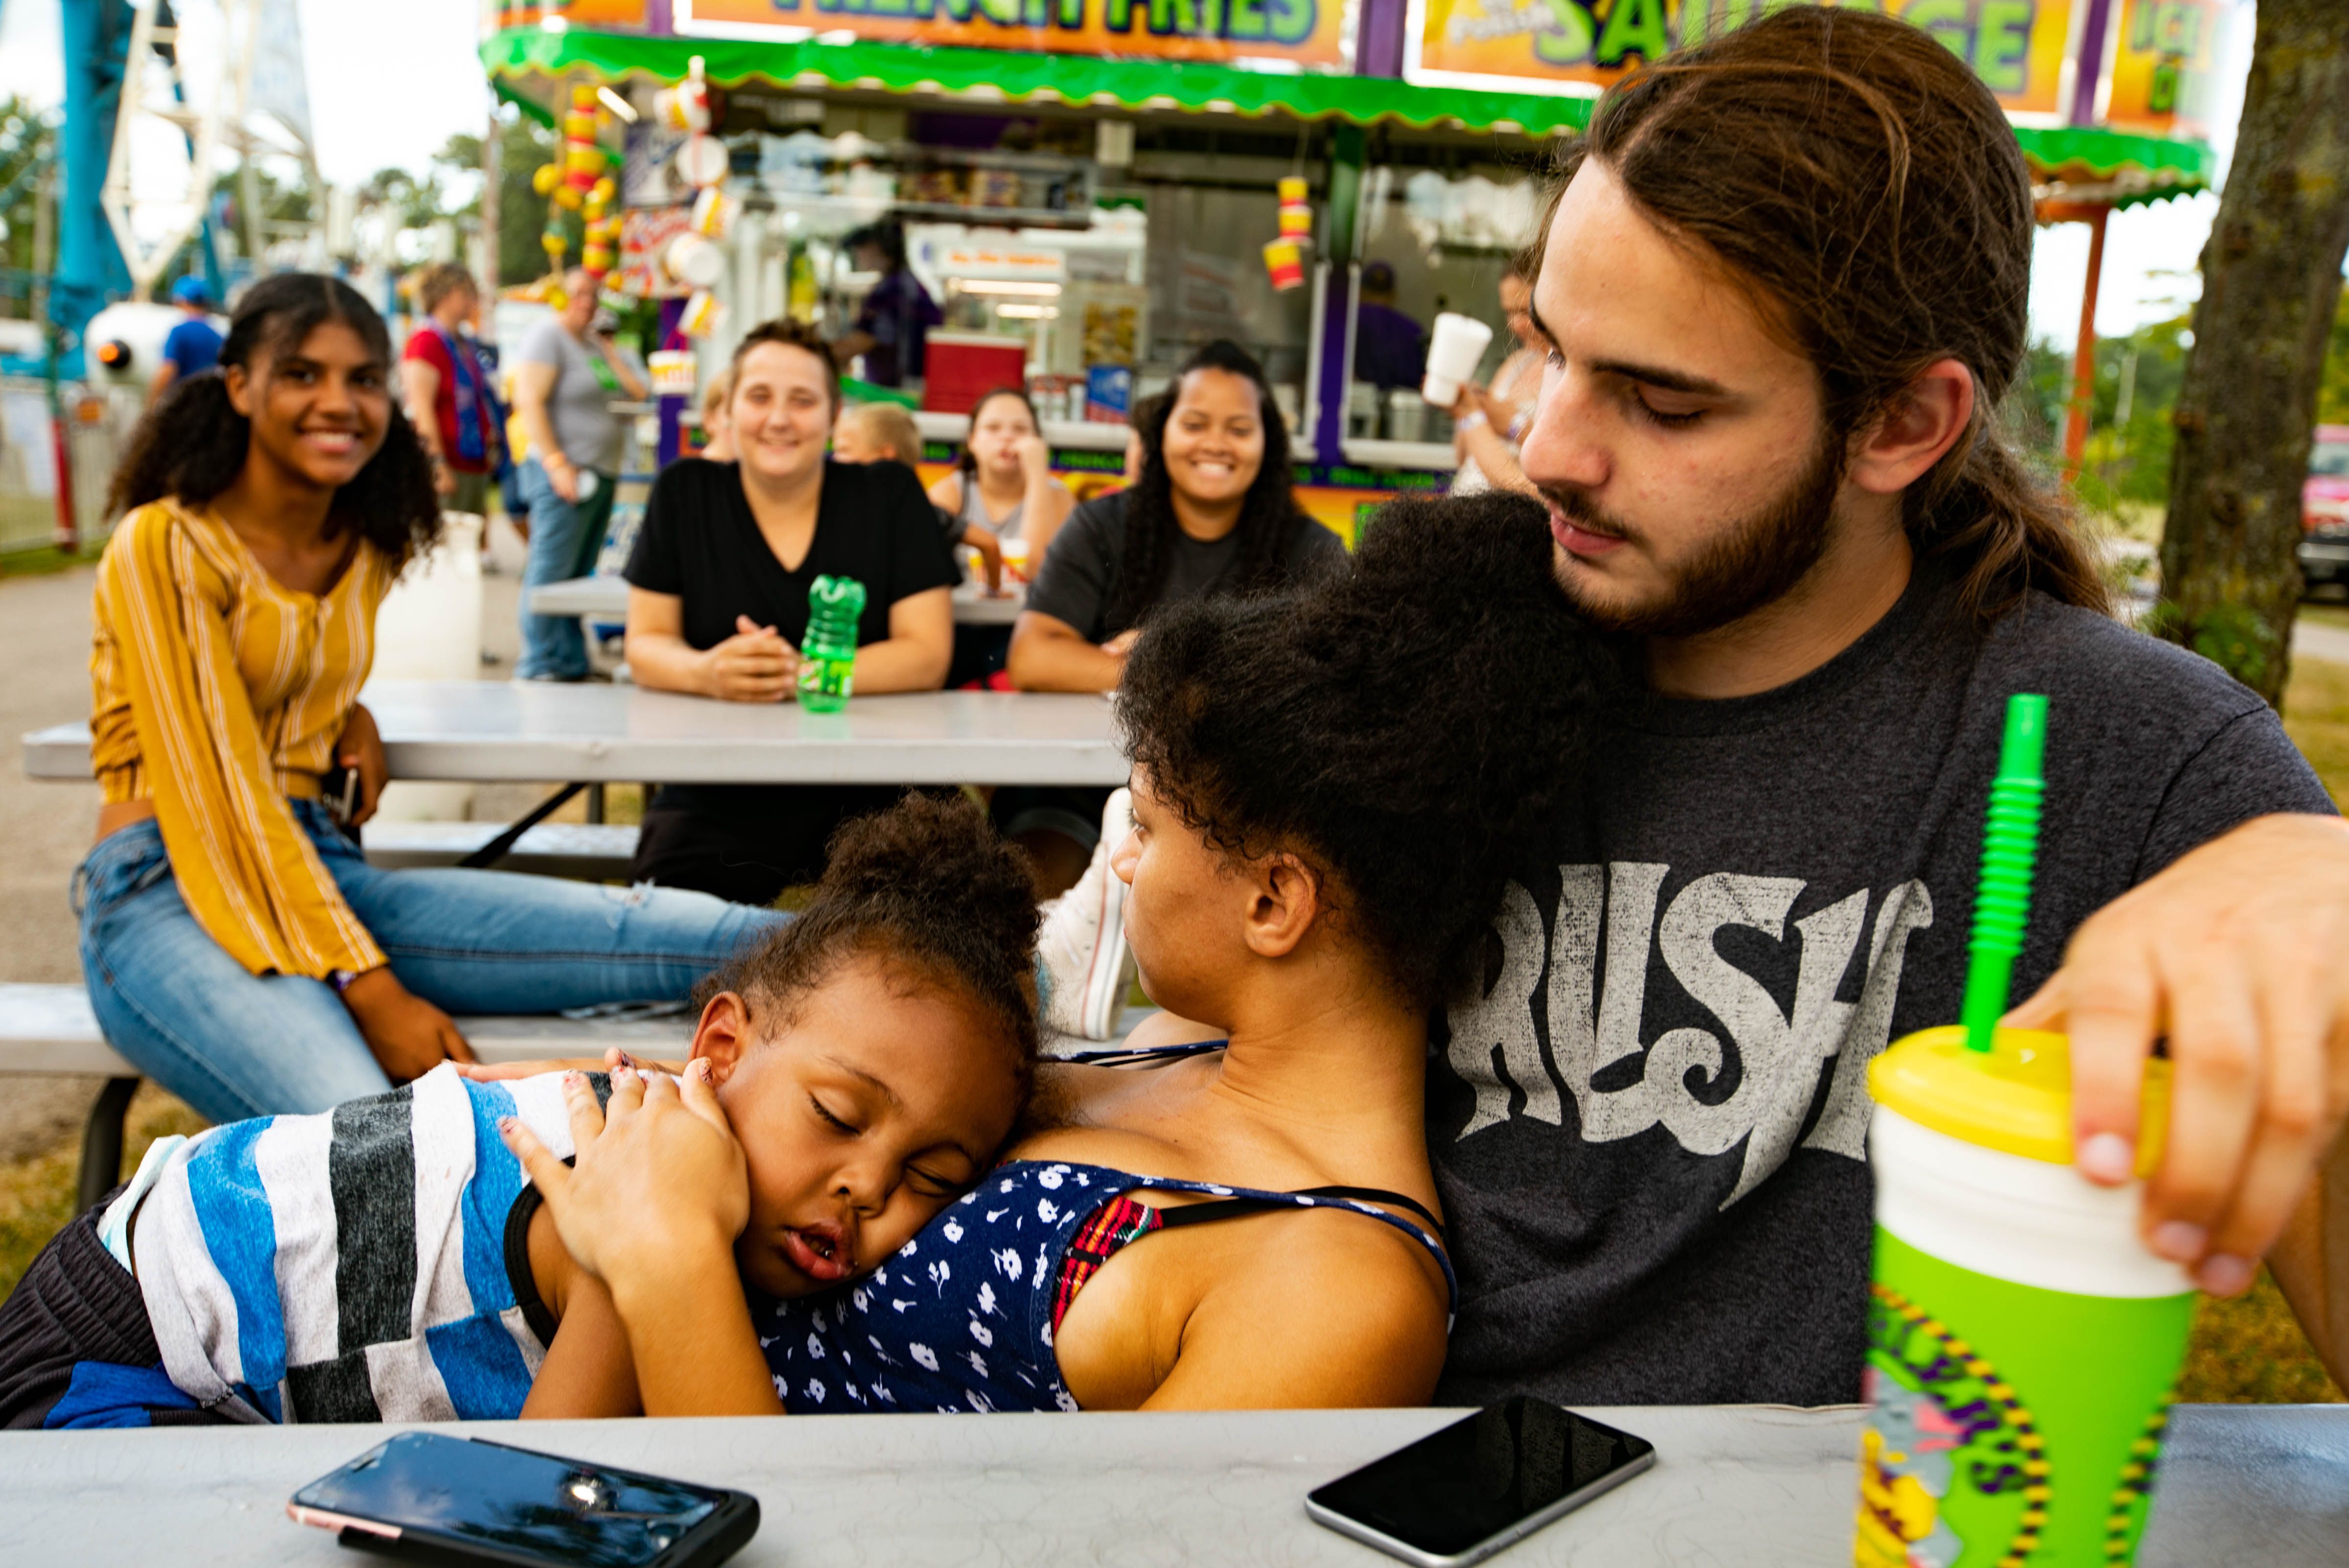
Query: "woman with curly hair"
80 273 781 1124
498 490 1620 1416
1000 340 1342 891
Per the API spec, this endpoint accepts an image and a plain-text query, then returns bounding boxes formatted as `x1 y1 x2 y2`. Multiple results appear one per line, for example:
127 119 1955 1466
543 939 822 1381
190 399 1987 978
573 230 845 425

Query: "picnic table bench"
0 984 695 1212
3 1402 2341 1565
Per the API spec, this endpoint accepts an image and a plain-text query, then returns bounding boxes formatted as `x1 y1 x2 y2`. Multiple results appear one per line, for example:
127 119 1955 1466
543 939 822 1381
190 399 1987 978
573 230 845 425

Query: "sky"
0 0 2264 346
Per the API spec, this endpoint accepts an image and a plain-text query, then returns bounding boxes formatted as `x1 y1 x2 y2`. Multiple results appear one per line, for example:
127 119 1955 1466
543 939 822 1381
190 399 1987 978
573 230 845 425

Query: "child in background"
926 387 1074 565
0 796 1039 1429
696 368 736 462
833 402 1003 593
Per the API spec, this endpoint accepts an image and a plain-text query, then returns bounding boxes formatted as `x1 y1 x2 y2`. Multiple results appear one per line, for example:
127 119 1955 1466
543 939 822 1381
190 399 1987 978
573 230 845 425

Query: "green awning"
483 24 1589 135
483 24 2213 200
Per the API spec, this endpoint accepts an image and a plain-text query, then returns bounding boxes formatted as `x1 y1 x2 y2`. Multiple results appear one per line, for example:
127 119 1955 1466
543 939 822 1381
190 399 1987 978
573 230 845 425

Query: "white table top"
2 1403 2339 1566
527 575 1029 627
23 680 1127 786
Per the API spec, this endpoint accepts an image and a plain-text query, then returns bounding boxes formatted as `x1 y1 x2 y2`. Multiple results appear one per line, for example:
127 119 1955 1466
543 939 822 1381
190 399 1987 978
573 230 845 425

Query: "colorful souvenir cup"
1856 1026 2194 1568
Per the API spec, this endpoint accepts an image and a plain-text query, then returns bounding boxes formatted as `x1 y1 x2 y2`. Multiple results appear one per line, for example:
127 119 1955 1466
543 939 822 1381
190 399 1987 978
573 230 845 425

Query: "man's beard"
1540 431 1848 639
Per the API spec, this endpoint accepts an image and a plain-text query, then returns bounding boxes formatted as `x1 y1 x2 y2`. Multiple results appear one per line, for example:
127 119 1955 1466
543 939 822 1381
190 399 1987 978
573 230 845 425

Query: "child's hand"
500 1061 749 1286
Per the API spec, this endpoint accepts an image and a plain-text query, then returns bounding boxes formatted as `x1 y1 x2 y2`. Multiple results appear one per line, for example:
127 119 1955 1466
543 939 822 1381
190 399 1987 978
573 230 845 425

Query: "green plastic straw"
1960 693 2049 1054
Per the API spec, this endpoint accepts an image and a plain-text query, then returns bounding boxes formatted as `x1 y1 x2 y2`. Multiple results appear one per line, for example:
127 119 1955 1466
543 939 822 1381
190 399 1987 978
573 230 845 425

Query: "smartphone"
289 1431 758 1568
322 765 361 834
1305 1398 1655 1568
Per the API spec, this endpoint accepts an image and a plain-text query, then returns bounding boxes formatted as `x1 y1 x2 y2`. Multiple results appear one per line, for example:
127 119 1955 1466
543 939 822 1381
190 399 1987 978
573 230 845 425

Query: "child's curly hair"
1118 490 1621 1012
693 793 1041 1095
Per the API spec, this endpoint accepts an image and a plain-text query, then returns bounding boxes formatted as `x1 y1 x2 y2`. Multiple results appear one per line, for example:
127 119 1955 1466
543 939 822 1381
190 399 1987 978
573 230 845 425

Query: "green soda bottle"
797 574 865 713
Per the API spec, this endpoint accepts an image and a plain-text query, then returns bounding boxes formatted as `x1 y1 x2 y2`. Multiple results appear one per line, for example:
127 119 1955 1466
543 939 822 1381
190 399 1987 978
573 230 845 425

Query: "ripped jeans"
75 800 785 1124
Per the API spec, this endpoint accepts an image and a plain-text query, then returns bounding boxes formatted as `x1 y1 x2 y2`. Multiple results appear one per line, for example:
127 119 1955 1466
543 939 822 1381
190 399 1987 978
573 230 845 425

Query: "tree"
0 97 59 316
2156 0 2349 705
437 113 558 288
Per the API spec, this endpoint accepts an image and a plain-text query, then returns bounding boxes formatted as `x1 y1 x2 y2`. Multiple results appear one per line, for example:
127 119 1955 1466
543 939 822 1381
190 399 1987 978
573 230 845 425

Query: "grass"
0 1085 206 1298
2 659 2346 1404
2167 650 2349 1401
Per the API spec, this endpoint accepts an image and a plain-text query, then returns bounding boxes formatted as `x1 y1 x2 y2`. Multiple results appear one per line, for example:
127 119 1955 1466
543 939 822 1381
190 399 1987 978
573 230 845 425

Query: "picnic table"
527 574 1029 627
3 1403 2340 1566
23 679 1127 789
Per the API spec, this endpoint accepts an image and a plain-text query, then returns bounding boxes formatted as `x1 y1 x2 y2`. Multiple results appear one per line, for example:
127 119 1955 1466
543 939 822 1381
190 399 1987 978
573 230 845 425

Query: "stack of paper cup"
1421 311 1495 406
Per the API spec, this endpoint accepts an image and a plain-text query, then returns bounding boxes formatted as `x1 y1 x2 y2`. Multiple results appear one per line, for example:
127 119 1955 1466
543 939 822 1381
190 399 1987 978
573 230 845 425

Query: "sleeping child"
0 794 1039 1428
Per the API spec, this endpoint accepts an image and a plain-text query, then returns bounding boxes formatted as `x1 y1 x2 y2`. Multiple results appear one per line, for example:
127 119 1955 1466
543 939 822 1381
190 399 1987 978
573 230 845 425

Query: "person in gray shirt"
509 269 648 680
1422 7 2349 1407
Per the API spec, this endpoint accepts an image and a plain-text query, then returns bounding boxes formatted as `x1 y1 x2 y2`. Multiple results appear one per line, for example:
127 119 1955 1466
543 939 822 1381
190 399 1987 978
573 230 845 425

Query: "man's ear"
1847 356 1975 497
689 991 754 1086
1241 854 1322 961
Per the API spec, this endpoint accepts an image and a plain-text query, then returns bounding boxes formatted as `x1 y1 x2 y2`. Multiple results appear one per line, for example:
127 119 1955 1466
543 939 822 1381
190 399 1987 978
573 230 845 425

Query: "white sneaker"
1037 788 1136 1043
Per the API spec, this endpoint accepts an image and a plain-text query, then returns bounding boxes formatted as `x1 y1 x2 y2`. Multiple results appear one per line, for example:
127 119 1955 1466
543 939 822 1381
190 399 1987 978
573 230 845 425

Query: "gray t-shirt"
1430 566 2336 1408
1025 489 1349 641
513 317 640 474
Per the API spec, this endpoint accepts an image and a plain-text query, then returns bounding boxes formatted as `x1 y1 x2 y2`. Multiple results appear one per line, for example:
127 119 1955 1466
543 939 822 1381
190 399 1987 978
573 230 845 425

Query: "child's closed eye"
810 1094 860 1135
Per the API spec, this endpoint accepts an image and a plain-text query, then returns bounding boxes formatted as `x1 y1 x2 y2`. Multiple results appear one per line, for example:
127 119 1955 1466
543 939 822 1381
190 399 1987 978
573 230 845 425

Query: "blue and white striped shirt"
128 1065 583 1424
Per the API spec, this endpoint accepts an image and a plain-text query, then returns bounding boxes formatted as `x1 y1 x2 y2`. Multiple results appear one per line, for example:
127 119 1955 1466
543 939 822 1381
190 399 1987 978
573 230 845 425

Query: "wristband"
1455 410 1489 434
1507 409 1533 443
329 968 361 995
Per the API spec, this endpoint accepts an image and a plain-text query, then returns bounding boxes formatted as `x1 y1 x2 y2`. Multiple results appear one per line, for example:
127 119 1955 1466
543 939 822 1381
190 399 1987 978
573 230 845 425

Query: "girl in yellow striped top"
79 273 783 1124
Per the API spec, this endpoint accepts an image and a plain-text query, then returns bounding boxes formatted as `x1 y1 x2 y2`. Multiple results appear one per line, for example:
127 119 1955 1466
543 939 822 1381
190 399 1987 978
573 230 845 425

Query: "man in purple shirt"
1353 259 1428 392
834 222 942 388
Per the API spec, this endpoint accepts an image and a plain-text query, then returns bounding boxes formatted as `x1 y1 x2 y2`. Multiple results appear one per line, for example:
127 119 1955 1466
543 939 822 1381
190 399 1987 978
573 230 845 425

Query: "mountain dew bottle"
797 574 865 713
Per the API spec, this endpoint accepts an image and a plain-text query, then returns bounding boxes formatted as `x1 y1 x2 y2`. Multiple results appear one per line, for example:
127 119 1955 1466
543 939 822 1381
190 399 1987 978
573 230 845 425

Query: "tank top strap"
1055 1039 1229 1069
1116 1174 1457 1314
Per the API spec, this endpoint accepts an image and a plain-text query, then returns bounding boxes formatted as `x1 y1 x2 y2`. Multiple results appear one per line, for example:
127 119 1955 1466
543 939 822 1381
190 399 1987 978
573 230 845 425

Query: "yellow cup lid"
1868 1025 2170 1173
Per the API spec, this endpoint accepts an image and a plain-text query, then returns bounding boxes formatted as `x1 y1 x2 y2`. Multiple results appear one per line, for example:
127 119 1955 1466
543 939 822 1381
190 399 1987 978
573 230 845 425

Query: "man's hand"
701 615 799 702
544 454 581 503
333 702 389 827
340 967 477 1082
2008 813 2349 1294
430 456 455 498
500 1061 748 1284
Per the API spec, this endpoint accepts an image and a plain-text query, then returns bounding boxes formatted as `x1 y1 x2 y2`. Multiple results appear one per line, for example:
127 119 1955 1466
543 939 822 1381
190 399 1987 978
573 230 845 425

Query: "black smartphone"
288 1432 758 1568
1305 1398 1655 1568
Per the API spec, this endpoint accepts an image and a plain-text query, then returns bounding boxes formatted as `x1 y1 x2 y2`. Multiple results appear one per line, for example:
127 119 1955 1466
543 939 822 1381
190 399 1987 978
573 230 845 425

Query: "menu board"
1406 0 2080 123
2099 0 2241 142
676 0 1354 69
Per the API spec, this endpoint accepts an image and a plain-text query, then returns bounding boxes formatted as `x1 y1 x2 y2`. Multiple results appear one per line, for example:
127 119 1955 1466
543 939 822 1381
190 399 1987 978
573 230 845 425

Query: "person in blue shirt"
148 276 225 407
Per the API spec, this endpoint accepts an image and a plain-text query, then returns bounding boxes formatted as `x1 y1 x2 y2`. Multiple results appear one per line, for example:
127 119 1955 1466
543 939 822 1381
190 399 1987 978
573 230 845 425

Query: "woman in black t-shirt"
623 319 956 904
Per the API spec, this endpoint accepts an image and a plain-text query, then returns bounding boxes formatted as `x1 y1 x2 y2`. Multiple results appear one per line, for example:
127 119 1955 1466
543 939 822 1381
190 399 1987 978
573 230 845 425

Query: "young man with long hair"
1431 6 2349 1406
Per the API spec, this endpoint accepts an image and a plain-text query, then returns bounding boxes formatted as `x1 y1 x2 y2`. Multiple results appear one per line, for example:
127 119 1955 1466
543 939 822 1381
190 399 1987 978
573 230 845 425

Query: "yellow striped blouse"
90 499 396 979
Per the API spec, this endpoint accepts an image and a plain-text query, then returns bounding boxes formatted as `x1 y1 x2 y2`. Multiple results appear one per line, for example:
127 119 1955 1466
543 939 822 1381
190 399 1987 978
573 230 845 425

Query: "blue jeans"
516 456 617 680
75 802 784 1124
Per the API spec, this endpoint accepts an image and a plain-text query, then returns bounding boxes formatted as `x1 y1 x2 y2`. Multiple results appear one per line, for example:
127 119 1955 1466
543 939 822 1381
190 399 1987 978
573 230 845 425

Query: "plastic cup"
1855 1026 2194 1568
1000 536 1032 583
1263 238 1305 292
1421 311 1495 406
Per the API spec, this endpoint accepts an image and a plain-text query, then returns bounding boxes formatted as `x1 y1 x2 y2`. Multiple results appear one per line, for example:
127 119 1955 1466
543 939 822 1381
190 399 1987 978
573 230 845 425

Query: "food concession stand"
480 0 2226 542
